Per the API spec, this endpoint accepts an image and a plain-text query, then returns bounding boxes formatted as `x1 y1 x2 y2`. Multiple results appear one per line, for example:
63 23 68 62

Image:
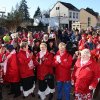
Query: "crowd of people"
0 27 100 100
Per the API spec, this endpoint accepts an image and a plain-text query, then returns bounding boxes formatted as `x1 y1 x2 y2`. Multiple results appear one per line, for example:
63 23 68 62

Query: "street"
2 84 100 100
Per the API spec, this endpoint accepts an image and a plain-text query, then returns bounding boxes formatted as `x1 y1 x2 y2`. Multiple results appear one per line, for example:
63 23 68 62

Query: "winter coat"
53 51 72 82
4 50 20 82
72 58 99 94
36 51 53 80
17 50 34 78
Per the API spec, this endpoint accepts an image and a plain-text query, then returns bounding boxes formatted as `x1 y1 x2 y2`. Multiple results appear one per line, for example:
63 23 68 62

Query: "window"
76 13 78 19
88 17 91 26
73 21 75 23
56 7 60 10
73 12 75 18
69 12 72 18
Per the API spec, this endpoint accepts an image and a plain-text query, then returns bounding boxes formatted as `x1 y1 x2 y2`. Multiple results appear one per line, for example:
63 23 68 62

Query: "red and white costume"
4 50 20 83
17 49 34 78
17 49 35 97
53 50 72 82
36 51 53 80
72 58 99 100
36 51 55 100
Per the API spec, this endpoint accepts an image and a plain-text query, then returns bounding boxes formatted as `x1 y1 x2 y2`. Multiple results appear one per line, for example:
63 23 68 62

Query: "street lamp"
0 7 6 27
0 7 6 18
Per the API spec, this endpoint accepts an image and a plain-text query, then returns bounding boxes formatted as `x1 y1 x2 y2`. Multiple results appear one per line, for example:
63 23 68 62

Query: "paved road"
2 85 100 100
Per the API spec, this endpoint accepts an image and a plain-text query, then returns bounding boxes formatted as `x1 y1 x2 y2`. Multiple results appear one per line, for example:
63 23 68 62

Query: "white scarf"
39 51 46 64
81 58 90 67
26 51 30 58
26 51 34 69
40 51 46 59
3 50 16 74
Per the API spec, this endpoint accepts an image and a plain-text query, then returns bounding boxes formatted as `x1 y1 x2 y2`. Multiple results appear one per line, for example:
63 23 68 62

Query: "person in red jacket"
78 34 87 50
0 44 6 100
36 42 55 100
4 44 21 98
53 42 73 100
72 49 99 100
91 44 100 99
17 41 35 98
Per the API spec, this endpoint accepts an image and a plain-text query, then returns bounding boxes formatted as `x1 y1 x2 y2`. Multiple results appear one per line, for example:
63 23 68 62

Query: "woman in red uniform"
17 41 35 98
36 43 55 100
4 44 21 98
53 42 72 100
72 49 99 100
0 44 6 100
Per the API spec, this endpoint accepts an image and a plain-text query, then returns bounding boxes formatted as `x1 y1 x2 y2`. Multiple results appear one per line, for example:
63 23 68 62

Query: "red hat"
87 35 92 39
0 38 2 44
81 34 87 38
21 38 28 42
93 37 98 44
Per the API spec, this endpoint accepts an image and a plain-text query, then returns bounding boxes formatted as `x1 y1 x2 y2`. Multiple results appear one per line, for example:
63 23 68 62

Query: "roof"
60 1 79 11
50 1 79 13
85 8 99 18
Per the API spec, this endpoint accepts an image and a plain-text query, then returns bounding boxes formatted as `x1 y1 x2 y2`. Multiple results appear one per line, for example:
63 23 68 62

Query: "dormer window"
56 7 60 10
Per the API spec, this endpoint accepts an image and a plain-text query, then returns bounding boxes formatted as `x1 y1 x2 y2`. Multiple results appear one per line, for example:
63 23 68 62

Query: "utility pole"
0 7 6 18
0 7 6 27
58 6 60 29
56 6 60 29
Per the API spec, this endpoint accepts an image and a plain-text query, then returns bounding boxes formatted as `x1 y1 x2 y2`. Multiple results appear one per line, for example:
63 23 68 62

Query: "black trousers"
38 76 55 92
0 83 2 99
21 76 35 92
10 82 21 95
93 81 100 99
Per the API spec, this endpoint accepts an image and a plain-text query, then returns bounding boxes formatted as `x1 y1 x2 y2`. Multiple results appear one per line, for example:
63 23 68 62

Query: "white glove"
28 60 34 69
0 63 4 66
56 55 61 63
71 80 74 85
89 86 95 90
98 78 100 82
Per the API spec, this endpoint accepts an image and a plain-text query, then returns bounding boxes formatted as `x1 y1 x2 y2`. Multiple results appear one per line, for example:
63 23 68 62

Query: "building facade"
50 1 79 30
72 21 81 32
79 8 99 30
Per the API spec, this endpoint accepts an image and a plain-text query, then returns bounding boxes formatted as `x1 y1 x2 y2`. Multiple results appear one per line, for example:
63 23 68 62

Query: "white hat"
43 34 48 42
11 33 18 39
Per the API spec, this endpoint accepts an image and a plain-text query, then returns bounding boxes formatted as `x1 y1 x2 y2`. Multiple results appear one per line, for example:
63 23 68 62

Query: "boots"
0 92 3 100
13 93 21 98
31 92 35 97
48 93 53 100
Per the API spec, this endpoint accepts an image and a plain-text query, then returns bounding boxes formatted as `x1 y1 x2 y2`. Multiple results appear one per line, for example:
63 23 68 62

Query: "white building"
50 1 80 30
72 21 81 32
33 17 59 30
